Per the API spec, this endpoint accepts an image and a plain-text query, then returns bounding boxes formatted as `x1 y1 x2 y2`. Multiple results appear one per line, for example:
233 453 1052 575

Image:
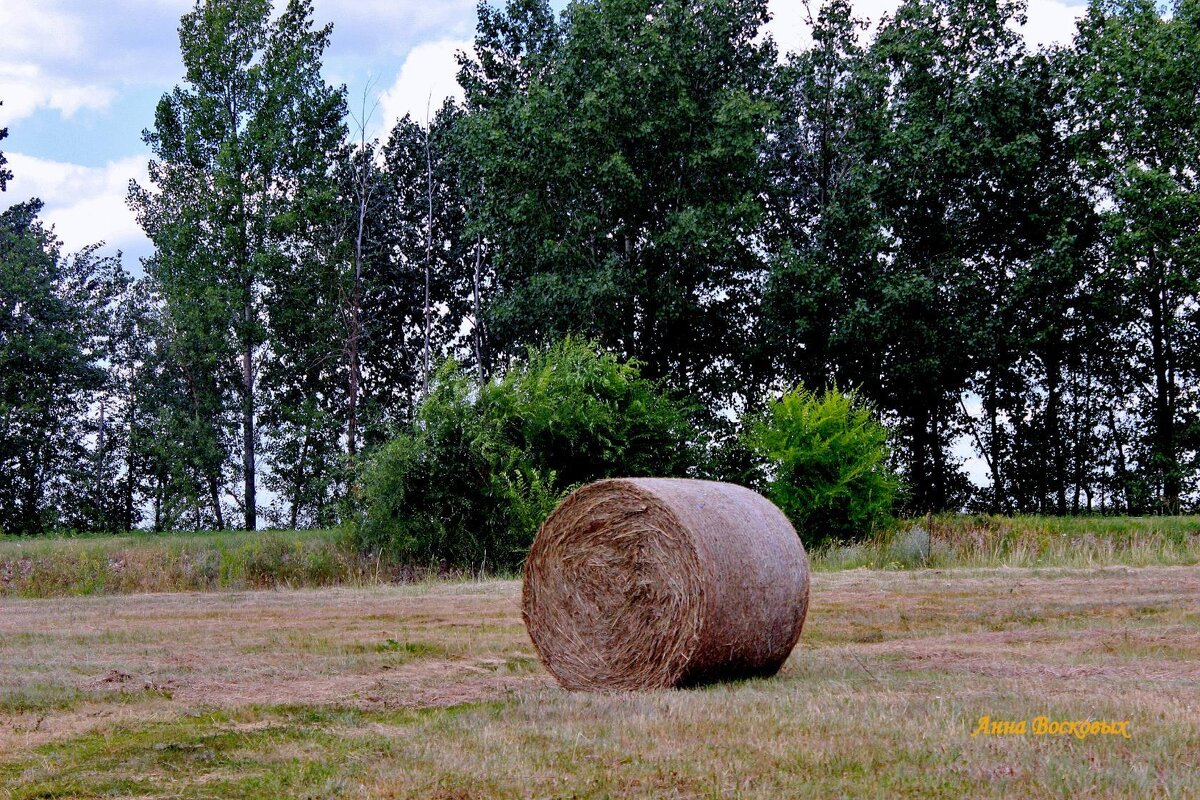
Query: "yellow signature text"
971 716 1131 740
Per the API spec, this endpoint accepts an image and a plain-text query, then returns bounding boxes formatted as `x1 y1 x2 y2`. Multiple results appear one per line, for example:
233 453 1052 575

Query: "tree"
130 0 347 530
0 201 128 534
761 0 889 396
1069 0 1200 512
459 0 777 410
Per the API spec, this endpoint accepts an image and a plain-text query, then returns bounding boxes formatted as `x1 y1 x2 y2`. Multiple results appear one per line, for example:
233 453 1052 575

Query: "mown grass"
2 515 1198 598
2 568 1198 799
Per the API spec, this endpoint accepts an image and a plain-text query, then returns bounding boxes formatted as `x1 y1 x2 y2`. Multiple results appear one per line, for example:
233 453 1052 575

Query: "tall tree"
130 0 347 530
852 0 1032 510
460 0 777 409
761 0 889 396
0 201 128 533
1069 0 1200 512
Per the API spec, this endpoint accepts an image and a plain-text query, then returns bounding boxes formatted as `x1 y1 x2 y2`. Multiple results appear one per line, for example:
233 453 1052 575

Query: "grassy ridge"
2 515 1198 598
817 514 1200 571
0 528 397 598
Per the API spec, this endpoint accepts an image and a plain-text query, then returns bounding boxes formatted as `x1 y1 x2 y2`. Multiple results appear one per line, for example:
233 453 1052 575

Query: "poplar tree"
130 0 346 530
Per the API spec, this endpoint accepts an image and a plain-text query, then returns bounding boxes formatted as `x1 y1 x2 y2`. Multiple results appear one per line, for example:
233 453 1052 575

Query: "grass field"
2 566 1198 798
3 515 1199 598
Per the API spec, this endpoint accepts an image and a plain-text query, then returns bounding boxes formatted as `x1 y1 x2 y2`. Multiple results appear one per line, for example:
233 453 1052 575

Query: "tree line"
2 0 1197 535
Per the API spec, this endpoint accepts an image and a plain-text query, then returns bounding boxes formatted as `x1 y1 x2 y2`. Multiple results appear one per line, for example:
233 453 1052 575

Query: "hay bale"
522 478 810 691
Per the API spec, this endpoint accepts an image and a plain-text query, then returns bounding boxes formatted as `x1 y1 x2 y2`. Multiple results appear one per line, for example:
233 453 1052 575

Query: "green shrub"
747 386 899 545
356 337 697 569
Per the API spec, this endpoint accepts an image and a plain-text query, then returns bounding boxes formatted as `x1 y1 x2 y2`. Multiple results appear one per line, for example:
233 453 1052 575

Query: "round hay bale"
522 478 810 691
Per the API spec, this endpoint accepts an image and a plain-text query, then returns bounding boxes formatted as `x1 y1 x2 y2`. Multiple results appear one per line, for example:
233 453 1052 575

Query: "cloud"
0 2 86 63
4 153 150 258
0 0 183 124
375 39 471 135
315 0 477 60
1021 0 1086 49
0 66 116 122
764 0 812 56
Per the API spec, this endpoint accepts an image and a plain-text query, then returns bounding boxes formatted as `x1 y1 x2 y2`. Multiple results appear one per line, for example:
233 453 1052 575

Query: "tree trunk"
242 299 256 532
422 108 434 401
124 381 136 531
348 190 365 457
472 235 487 383
931 411 947 511
1107 406 1131 514
290 420 312 530
208 472 225 531
1148 255 1179 513
988 386 1004 514
1045 349 1066 515
960 391 998 513
909 407 931 512
153 474 162 533
96 399 107 528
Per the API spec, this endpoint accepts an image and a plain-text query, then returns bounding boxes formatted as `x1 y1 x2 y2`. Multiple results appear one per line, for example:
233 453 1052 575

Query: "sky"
0 0 1091 268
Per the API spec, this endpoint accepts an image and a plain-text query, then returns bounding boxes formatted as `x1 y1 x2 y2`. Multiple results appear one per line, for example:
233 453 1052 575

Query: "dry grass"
814 514 1200 570
2 566 1199 798
3 515 1197 600
0 529 476 598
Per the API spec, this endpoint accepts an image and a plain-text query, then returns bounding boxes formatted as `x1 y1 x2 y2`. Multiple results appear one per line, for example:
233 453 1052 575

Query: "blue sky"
1 0 1089 270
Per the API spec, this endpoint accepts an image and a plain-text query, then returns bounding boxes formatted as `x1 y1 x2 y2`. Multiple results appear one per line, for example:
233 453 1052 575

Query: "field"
3 566 1199 798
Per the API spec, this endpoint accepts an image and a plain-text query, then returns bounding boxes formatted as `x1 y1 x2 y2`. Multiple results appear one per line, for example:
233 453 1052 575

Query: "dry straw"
522 478 810 691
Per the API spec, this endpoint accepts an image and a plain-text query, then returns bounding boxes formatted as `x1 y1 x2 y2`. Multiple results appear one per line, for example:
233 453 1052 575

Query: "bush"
747 386 899 545
356 337 697 569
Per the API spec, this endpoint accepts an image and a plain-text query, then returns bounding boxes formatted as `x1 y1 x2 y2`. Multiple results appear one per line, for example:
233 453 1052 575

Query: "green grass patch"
0 683 86 714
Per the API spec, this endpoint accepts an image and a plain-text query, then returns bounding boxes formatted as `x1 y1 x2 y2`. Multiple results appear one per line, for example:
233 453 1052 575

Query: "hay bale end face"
522 478 810 691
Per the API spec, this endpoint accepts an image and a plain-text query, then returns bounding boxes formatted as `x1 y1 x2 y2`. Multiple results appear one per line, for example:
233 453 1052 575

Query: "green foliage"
0 201 129 534
748 386 899 544
459 0 777 407
356 337 696 568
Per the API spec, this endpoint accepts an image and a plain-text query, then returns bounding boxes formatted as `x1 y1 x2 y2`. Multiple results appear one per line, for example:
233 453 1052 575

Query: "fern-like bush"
356 337 696 569
747 386 900 545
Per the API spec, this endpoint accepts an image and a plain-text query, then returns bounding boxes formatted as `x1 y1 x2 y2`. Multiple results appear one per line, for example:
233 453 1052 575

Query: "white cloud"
0 65 116 122
764 0 811 56
315 0 477 56
1021 0 1086 49
376 39 471 135
4 153 149 256
0 0 183 123
0 2 85 61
